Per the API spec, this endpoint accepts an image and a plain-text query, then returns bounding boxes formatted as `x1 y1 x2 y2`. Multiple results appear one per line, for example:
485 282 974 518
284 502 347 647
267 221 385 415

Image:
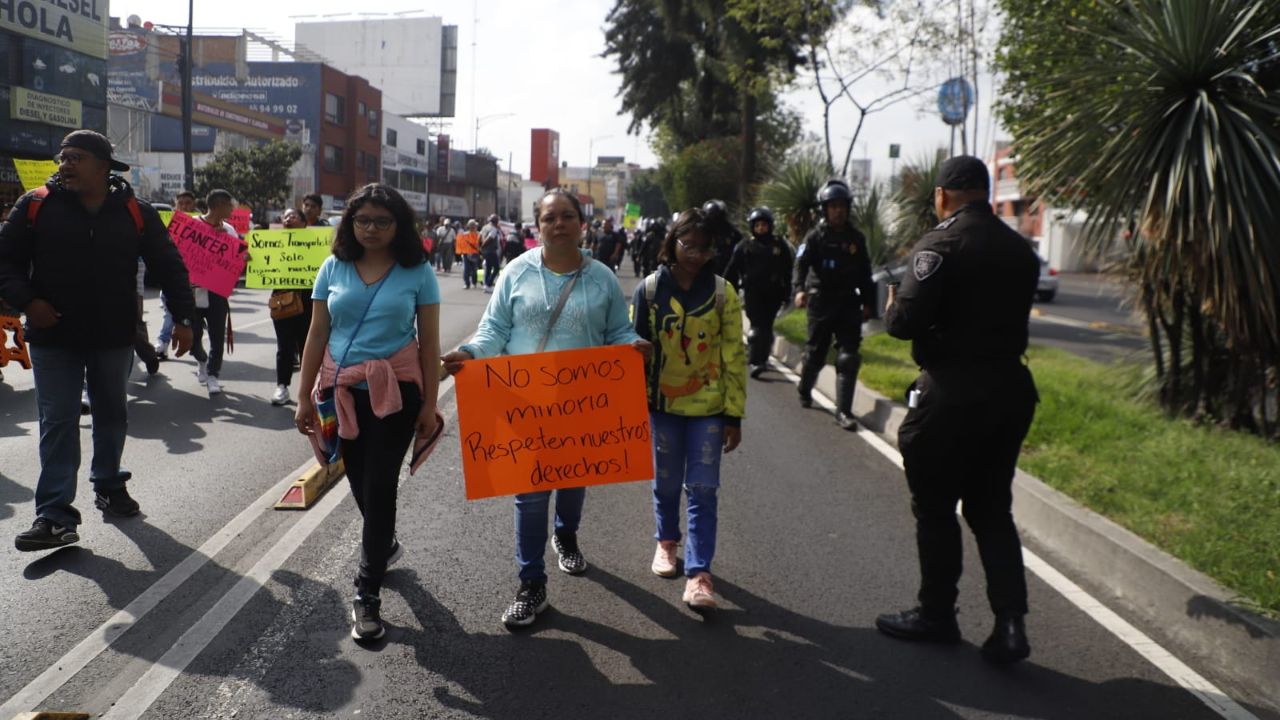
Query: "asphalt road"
1029 273 1150 363
0 268 1271 719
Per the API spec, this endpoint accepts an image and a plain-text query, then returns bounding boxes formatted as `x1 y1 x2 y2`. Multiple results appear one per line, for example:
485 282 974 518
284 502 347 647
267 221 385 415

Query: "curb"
770 334 1280 713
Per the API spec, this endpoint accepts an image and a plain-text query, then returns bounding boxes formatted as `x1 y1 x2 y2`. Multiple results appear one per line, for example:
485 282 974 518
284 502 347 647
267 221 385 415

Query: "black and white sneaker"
552 532 587 575
94 486 141 517
501 581 548 629
350 594 386 641
15 518 80 552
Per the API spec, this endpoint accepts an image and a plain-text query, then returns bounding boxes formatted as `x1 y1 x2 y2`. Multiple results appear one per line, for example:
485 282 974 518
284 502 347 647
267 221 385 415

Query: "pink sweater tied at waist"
317 340 424 440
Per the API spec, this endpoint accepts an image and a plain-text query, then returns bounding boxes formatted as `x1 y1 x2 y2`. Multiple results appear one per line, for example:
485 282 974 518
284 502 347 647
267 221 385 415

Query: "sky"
115 0 1003 186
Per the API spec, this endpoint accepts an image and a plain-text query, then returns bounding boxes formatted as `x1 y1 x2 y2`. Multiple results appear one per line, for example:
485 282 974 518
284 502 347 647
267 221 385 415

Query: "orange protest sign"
454 344 655 500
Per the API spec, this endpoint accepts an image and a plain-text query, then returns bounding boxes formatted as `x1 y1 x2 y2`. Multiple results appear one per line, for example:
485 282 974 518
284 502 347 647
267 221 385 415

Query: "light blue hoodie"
459 248 640 358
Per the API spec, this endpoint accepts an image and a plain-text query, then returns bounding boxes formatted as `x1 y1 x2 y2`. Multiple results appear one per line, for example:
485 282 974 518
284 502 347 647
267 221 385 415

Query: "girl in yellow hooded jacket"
631 208 746 611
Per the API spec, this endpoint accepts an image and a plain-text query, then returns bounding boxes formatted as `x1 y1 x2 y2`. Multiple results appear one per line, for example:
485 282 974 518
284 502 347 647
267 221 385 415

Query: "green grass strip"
776 309 1280 616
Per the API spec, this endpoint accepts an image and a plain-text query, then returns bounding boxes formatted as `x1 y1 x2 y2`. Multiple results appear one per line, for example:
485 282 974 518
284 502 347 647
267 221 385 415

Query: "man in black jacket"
0 130 196 551
875 155 1040 665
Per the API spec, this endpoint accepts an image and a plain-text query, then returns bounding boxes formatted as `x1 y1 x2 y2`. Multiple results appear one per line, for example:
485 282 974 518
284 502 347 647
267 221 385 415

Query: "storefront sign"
10 87 81 128
0 0 109 60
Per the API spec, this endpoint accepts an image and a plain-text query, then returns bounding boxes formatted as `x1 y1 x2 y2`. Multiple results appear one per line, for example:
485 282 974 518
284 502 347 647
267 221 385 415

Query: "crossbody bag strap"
537 267 581 353
332 265 393 393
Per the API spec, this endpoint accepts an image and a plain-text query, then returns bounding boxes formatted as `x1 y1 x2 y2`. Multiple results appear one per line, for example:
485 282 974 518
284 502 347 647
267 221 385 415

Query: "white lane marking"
99 459 350 720
766 358 1257 720
101 375 457 720
0 458 316 720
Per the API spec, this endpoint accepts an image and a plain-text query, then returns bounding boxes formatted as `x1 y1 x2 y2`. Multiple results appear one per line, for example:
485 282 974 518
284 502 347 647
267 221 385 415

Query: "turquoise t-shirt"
312 256 440 366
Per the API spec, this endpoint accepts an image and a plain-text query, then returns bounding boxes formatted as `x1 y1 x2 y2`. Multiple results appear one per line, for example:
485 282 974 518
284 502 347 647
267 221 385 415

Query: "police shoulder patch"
913 250 943 281
933 215 959 230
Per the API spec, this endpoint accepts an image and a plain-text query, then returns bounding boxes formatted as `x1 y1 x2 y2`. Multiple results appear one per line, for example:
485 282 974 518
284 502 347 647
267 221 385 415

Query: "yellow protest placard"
13 159 58 192
244 228 333 290
454 345 655 500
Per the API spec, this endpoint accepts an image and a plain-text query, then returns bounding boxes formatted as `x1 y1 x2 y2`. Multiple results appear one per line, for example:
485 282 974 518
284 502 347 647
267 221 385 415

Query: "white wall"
295 17 444 117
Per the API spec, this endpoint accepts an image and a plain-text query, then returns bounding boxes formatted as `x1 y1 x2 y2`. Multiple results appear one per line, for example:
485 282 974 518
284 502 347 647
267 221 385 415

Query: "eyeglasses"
55 151 91 166
353 216 395 230
677 238 714 255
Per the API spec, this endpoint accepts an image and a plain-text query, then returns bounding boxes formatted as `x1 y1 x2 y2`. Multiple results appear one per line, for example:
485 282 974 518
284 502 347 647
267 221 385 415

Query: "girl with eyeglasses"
632 207 747 612
295 183 441 643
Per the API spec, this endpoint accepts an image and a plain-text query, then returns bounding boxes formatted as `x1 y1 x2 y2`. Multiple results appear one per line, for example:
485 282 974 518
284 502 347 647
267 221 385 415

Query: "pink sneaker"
682 572 717 610
651 541 678 577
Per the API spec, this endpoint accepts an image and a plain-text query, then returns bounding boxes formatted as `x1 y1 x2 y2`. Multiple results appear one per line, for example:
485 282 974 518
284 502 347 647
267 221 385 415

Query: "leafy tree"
655 136 742 213
1000 0 1280 433
604 0 844 201
194 141 303 225
852 183 898 268
626 170 671 219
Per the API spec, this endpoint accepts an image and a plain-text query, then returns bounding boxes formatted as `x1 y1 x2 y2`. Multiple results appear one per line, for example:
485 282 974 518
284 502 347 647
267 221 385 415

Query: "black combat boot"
835 373 858 430
981 614 1031 664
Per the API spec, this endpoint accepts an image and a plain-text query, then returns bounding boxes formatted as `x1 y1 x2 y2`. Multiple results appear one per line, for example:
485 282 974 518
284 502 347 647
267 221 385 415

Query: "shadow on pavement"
381 565 1246 720
0 470 32 522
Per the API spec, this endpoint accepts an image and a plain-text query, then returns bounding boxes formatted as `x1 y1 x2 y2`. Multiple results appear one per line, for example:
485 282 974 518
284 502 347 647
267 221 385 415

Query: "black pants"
342 382 422 597
799 298 862 391
744 295 784 367
190 292 230 376
897 365 1037 618
271 290 312 387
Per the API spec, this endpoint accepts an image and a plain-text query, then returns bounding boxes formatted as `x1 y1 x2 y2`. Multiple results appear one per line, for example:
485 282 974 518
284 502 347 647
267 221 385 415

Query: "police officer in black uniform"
725 207 793 378
701 199 743 276
875 155 1040 665
640 216 665 277
792 179 875 430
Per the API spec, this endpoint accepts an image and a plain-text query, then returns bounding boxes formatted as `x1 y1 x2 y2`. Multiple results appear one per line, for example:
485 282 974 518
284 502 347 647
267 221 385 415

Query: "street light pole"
182 0 194 191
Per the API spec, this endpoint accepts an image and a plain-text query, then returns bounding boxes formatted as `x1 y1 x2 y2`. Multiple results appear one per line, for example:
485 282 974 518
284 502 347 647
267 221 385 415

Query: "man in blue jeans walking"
0 130 196 551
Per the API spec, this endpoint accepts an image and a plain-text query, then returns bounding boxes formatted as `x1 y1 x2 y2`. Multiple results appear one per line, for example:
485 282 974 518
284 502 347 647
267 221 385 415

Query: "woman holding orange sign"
442 189 650 629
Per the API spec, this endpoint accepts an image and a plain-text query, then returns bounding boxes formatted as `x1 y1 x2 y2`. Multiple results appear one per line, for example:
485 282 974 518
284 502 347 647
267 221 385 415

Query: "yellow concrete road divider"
274 461 345 510
10 712 91 720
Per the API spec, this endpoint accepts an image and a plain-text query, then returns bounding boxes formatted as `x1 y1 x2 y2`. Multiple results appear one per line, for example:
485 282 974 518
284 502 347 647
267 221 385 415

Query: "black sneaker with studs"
94 486 141 517
501 580 548 629
552 531 587 575
350 594 386 641
15 518 80 552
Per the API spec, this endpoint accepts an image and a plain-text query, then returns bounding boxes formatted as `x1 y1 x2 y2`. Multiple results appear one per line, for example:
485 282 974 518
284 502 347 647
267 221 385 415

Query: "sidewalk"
769 334 1280 713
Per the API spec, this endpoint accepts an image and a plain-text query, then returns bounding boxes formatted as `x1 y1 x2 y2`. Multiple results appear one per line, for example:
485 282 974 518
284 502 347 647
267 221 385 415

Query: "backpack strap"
644 272 658 303
126 197 145 235
26 186 146 236
24 186 50 226
713 275 726 316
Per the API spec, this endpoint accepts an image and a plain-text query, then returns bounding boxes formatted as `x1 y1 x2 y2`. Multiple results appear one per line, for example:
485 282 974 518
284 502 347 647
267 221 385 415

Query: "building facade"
1 2 111 203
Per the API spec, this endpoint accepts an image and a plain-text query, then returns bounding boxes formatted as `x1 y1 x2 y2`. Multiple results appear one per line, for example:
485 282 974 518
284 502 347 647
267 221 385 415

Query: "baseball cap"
60 130 130 172
936 155 989 192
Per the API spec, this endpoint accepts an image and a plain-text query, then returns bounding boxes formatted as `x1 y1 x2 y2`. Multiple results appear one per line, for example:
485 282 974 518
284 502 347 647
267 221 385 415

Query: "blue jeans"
30 344 135 528
514 488 585 582
462 254 479 288
651 412 724 577
482 252 500 288
157 291 174 345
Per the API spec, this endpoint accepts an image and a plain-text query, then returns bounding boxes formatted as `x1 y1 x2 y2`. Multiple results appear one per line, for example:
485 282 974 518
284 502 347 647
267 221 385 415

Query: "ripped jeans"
651 412 724 577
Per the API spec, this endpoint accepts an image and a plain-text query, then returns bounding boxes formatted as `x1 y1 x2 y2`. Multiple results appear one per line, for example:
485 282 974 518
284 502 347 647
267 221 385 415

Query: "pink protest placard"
168 212 246 297
229 207 252 235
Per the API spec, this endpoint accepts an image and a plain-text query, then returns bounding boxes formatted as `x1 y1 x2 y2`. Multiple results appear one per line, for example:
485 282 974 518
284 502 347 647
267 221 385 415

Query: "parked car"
1037 256 1059 302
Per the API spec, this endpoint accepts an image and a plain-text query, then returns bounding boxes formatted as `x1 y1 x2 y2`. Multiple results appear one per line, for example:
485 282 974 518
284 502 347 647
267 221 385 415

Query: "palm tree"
1011 0 1280 432
756 147 828 245
891 150 943 252
852 183 897 267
